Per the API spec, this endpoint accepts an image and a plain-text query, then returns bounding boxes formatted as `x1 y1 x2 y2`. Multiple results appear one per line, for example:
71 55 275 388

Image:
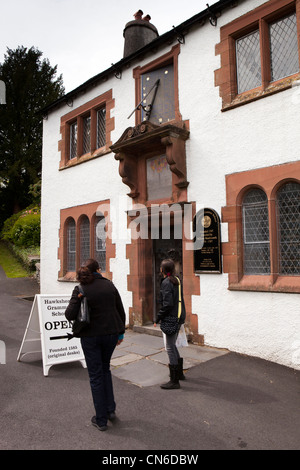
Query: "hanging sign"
194 208 222 273
17 294 86 376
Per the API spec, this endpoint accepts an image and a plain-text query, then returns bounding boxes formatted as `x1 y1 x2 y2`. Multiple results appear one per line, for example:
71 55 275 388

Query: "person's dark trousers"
164 332 180 365
81 334 118 427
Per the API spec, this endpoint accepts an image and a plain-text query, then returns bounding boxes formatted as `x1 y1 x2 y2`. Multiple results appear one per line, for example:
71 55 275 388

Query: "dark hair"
84 258 100 273
160 259 179 285
76 266 94 285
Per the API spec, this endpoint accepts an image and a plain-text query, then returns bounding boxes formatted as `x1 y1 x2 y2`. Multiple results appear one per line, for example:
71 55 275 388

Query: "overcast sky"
1 0 215 93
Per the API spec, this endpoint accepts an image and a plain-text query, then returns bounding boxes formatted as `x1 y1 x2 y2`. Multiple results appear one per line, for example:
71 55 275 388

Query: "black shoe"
160 364 180 389
107 411 117 421
91 416 108 431
160 379 180 389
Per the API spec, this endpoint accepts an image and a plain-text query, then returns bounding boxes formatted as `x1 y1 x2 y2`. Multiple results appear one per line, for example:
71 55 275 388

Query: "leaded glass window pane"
97 108 106 148
242 189 270 274
270 13 299 82
141 64 175 124
94 215 106 272
70 122 77 159
67 219 76 271
236 30 262 94
80 217 90 266
277 182 300 275
82 116 91 154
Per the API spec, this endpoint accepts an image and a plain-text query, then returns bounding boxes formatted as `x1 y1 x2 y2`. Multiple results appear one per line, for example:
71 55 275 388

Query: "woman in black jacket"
155 259 186 389
65 260 125 431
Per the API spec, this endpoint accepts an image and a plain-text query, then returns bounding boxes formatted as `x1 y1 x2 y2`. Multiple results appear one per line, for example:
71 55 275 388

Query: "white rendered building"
41 0 300 370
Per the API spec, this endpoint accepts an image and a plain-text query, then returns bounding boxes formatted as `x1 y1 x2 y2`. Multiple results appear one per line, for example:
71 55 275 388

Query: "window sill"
222 74 300 112
228 274 300 293
58 271 110 282
58 273 77 282
59 147 111 171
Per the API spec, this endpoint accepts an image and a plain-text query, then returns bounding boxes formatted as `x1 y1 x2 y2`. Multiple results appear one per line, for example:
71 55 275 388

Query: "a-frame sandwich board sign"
17 294 86 376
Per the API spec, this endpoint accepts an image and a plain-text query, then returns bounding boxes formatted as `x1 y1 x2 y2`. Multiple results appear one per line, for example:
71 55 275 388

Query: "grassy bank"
0 241 31 278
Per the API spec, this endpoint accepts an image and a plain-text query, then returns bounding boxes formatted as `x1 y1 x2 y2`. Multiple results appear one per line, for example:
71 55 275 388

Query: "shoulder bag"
72 285 91 336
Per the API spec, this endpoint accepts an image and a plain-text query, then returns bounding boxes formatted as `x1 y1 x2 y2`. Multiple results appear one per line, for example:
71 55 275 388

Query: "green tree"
0 46 64 225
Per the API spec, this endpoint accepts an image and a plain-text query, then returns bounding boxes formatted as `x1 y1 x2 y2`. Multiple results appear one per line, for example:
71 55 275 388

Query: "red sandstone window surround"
215 0 300 110
58 89 114 169
221 161 300 293
58 200 115 281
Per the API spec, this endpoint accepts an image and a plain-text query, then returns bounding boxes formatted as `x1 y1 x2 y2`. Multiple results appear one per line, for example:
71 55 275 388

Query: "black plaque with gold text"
194 208 222 273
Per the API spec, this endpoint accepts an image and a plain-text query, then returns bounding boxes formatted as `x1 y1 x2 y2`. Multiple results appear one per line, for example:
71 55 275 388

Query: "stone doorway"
152 229 182 322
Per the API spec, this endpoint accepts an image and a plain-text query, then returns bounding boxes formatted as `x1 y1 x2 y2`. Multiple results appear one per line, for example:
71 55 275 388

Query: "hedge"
1 206 40 247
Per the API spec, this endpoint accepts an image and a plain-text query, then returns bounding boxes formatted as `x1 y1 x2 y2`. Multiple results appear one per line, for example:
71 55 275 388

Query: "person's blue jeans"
81 334 118 427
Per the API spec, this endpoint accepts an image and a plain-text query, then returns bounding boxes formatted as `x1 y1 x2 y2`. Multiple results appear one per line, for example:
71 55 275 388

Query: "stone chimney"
123 10 158 57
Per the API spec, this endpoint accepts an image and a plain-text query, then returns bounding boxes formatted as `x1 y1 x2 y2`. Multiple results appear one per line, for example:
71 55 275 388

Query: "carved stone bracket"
115 151 139 198
161 135 189 189
110 122 189 198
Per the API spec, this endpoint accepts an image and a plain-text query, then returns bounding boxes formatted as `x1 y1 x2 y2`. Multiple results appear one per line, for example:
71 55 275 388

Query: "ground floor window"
94 215 106 272
277 182 300 275
67 218 76 271
222 161 300 293
58 200 113 280
242 188 271 275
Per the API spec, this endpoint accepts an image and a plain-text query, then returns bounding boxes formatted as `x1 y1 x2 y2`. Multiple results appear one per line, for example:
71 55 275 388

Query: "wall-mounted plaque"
194 208 222 273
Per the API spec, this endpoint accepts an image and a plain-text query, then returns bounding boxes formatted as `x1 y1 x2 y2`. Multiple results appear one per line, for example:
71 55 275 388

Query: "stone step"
132 323 163 337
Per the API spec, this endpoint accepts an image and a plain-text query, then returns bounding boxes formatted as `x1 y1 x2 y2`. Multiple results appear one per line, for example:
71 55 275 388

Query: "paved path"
0 263 39 298
111 327 228 387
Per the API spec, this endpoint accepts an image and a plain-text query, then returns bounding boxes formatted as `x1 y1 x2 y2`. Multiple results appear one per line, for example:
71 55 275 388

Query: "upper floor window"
236 30 262 94
269 13 299 81
69 109 105 160
97 108 106 149
59 89 114 169
236 11 299 94
216 0 300 109
82 116 91 155
70 122 77 160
